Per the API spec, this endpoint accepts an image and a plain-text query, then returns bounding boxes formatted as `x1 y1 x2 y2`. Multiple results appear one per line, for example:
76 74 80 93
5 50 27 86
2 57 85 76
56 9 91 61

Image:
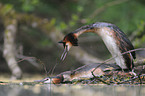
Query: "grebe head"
59 33 78 61
36 75 64 84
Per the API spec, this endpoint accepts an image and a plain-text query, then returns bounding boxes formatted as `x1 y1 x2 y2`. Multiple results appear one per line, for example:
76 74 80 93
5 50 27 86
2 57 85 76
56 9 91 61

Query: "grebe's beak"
58 41 72 61
34 77 51 83
58 33 78 61
60 45 68 61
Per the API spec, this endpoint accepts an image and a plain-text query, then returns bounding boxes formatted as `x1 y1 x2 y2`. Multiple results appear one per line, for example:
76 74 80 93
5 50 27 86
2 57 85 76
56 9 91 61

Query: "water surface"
0 83 145 96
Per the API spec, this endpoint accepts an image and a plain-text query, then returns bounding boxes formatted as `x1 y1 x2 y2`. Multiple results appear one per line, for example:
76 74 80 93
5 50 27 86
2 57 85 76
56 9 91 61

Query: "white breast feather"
96 28 127 69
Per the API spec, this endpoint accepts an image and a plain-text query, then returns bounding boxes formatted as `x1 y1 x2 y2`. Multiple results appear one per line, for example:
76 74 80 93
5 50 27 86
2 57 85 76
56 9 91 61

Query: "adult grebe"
59 22 136 71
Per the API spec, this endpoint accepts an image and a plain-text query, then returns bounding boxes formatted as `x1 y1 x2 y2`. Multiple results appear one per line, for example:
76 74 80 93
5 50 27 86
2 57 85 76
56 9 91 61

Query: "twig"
16 54 40 68
91 72 110 85
37 58 48 76
17 55 50 76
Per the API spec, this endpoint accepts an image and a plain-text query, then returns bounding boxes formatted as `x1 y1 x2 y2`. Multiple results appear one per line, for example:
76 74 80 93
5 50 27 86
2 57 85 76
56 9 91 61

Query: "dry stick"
51 46 70 75
37 59 49 76
50 60 59 75
37 58 60 77
50 51 68 75
91 72 111 85
91 48 145 77
17 56 35 63
18 56 49 77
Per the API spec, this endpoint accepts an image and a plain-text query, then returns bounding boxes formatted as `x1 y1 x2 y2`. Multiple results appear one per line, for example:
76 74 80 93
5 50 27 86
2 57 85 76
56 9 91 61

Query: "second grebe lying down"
59 22 136 71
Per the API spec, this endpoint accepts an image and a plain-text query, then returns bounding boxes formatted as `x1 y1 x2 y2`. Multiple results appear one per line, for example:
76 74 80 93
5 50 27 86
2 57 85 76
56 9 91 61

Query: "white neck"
96 28 127 69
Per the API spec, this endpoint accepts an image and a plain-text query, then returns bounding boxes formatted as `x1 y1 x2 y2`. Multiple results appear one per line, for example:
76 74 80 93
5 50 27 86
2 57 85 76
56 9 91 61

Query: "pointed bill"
34 77 50 83
60 45 68 61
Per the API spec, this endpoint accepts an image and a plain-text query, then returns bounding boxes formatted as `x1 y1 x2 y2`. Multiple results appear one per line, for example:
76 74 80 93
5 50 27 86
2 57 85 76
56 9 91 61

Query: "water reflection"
0 84 145 96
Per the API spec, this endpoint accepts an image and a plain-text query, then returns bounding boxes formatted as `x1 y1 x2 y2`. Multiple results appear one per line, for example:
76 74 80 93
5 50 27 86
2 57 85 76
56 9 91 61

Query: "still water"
0 84 145 96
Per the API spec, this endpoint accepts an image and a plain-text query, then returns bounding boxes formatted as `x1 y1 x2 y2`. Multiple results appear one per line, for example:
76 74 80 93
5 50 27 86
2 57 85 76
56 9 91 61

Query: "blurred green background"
0 0 145 78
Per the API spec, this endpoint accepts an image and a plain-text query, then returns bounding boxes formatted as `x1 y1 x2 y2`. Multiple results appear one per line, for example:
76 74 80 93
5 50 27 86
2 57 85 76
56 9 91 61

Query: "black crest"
58 33 78 48
66 33 78 46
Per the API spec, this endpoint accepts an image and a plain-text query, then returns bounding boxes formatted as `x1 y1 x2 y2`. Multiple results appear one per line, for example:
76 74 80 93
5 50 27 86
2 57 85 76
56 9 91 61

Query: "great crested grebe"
35 63 123 84
59 22 136 71
35 75 64 84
